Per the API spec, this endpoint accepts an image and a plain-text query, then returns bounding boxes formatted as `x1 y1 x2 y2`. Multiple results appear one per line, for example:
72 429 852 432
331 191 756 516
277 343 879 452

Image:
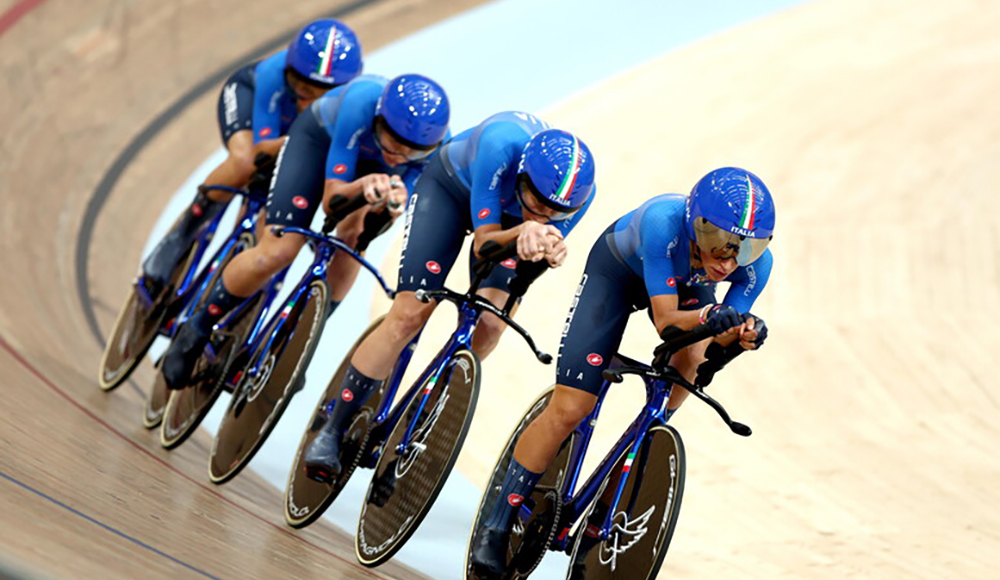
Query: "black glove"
705 304 743 335
746 313 768 349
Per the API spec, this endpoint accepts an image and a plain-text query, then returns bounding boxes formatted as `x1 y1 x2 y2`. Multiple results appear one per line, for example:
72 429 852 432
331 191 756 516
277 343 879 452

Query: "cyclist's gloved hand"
740 314 768 350
705 305 743 335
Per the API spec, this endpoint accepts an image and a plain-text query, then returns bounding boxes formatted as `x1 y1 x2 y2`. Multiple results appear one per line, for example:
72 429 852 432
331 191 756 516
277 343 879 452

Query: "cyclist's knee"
334 208 367 246
384 293 434 340
671 340 709 376
229 150 256 182
544 390 596 436
473 313 506 349
244 236 300 277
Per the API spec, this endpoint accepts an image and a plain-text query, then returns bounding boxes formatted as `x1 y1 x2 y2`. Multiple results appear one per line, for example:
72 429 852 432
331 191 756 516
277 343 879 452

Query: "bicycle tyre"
356 349 480 567
284 315 391 528
142 372 169 429
98 240 199 391
465 386 576 580
160 233 260 449
565 425 686 580
207 279 329 484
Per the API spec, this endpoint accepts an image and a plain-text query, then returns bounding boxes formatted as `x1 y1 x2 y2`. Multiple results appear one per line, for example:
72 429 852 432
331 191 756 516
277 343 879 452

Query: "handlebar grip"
478 240 518 262
656 322 717 358
471 240 518 282
323 194 369 234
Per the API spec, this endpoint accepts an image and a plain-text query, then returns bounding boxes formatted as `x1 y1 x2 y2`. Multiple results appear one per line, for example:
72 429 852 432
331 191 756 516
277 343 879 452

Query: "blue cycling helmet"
375 74 450 149
517 129 595 219
286 19 363 87
685 167 775 266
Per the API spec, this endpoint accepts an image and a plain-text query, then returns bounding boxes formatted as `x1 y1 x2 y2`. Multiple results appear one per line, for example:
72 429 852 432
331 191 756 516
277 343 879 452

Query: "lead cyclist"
470 167 777 577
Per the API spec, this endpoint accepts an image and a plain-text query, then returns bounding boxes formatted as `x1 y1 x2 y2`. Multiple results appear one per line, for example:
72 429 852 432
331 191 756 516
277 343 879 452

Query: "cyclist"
140 19 363 299
303 111 598 482
160 73 451 390
470 167 776 577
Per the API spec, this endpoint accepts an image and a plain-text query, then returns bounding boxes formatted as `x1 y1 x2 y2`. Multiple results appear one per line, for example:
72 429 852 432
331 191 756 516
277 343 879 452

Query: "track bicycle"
199 195 394 484
284 241 551 569
466 322 752 580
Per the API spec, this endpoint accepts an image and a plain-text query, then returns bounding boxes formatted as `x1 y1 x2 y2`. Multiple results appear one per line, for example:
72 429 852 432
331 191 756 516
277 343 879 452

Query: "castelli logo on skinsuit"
259 127 272 138
426 261 441 274
333 164 347 175
501 258 517 269
666 277 677 288
507 494 524 507
208 304 222 316
292 196 309 209
191 204 204 217
341 388 354 402
587 353 603 366
478 208 491 219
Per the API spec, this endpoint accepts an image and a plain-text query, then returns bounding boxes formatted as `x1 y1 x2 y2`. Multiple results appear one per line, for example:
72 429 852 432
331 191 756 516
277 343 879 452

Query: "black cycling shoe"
303 422 343 483
161 322 211 390
142 229 191 291
471 525 510 579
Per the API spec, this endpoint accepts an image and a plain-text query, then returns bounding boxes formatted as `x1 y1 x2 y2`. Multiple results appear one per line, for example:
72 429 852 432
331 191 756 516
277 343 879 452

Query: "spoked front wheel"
284 315 391 528
566 425 685 580
98 242 199 391
356 349 480 567
208 279 328 484
466 386 576 580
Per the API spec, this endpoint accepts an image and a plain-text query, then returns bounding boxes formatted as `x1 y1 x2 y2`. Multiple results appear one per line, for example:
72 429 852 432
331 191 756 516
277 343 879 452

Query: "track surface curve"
0 0 488 578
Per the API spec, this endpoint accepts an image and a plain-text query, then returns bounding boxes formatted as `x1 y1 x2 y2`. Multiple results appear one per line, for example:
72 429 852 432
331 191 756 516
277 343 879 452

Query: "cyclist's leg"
305 155 468 476
471 224 645 573
142 69 256 288
161 113 328 389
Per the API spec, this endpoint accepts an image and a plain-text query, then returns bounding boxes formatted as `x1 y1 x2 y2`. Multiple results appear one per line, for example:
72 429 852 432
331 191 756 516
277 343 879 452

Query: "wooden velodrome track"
1 0 998 579
0 0 491 578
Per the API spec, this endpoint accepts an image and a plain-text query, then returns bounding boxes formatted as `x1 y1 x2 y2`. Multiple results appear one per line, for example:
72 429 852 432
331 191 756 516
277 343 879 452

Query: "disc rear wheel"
284 315 391 528
160 233 260 449
466 386 575 580
208 279 328 484
98 242 199 391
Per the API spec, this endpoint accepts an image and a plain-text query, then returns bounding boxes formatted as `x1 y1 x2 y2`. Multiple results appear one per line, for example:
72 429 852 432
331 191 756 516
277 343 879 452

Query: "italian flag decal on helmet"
738 175 757 231
553 135 581 202
317 28 338 77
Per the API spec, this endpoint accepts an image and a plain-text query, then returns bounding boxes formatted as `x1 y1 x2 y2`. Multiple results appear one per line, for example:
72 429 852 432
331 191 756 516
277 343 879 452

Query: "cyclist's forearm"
650 295 703 334
472 223 521 257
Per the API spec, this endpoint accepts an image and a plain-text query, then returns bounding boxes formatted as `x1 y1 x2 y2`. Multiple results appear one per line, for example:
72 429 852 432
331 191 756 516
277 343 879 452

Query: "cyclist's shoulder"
637 193 686 228
472 112 537 156
254 50 287 77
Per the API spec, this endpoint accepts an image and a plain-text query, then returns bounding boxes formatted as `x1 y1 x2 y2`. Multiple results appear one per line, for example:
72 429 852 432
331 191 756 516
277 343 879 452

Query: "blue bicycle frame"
356 256 549 467
543 354 674 552
238 225 395 386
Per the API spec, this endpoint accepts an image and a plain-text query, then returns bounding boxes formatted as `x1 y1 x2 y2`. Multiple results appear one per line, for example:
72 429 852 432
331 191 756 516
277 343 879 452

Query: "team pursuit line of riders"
100 18 776 580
